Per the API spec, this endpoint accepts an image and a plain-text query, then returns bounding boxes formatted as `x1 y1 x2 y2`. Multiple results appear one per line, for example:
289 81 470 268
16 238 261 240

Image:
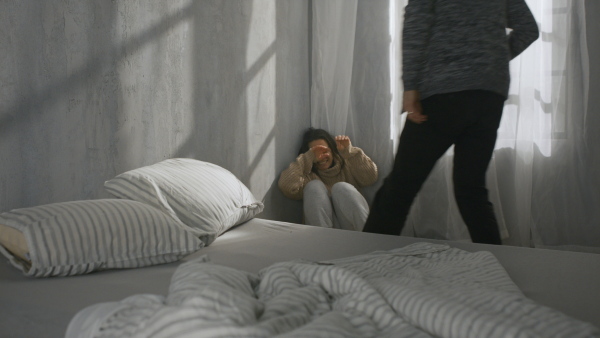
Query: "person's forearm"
346 148 378 187
278 153 314 200
507 0 539 59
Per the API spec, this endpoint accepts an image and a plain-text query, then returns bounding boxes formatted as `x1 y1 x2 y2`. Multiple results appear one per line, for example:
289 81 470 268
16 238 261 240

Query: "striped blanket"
66 243 599 337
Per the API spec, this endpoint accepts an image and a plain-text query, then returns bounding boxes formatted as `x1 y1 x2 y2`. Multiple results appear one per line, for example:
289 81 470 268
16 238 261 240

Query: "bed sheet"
1 217 599 337
66 242 599 337
197 218 600 328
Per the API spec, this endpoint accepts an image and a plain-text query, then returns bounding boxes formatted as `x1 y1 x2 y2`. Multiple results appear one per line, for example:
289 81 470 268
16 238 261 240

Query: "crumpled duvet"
66 242 600 338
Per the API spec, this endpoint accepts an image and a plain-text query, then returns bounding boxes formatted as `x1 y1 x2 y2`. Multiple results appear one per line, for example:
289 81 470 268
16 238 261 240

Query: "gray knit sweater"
402 0 539 100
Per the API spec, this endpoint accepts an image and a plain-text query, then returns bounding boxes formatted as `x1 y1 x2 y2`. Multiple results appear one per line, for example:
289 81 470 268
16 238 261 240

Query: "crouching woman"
278 128 378 231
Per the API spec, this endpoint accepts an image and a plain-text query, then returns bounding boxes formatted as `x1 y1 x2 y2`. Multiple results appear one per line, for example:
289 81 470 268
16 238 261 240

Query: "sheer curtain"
311 0 599 252
505 0 599 252
311 0 400 202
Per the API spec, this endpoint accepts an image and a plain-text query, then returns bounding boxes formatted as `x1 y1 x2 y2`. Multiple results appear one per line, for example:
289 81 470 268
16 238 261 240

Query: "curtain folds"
311 0 401 203
311 0 598 252
311 0 357 135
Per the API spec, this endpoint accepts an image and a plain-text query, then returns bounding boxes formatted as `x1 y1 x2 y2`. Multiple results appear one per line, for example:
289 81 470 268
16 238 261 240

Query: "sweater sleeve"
278 151 316 200
507 0 539 60
402 0 435 91
341 146 378 187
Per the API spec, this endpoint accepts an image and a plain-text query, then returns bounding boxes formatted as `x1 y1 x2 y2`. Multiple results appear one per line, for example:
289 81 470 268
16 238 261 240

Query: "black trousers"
363 90 505 244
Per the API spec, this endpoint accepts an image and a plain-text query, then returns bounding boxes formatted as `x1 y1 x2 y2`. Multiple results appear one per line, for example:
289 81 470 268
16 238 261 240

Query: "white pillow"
0 199 204 278
104 158 264 245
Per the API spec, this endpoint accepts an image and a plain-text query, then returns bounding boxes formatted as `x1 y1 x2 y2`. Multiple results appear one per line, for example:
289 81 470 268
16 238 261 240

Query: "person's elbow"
525 20 540 45
359 167 379 187
278 179 303 200
282 188 303 200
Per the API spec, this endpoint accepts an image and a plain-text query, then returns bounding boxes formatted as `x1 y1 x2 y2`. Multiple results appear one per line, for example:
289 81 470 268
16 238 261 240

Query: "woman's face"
308 139 333 170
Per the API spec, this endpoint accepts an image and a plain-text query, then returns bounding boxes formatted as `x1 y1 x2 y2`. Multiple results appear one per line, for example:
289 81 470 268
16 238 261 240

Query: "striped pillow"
0 199 203 278
104 158 264 246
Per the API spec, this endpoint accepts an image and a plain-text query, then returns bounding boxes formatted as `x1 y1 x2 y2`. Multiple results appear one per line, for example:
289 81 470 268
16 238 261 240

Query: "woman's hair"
298 128 344 172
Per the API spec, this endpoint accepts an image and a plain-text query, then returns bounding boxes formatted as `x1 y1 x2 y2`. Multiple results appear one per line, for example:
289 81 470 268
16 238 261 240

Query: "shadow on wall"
1 2 203 210
0 1 309 223
173 1 308 223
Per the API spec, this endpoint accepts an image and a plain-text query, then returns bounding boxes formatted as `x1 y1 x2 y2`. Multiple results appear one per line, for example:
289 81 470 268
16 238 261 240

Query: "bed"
1 159 599 337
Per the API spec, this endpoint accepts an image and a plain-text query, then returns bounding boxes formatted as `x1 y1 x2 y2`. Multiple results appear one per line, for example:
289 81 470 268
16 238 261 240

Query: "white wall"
0 0 310 223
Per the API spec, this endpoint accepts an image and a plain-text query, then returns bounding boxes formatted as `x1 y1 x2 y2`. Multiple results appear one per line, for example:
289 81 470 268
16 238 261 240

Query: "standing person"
363 0 539 244
279 128 378 231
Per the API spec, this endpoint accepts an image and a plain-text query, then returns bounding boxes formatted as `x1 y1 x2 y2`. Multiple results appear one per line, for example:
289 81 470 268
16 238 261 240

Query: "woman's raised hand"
335 135 351 151
310 145 331 164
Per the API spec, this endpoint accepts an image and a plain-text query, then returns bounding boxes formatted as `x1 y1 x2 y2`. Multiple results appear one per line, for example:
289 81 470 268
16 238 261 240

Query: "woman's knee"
331 182 369 231
332 182 367 208
305 179 327 193
331 182 356 195
304 180 329 203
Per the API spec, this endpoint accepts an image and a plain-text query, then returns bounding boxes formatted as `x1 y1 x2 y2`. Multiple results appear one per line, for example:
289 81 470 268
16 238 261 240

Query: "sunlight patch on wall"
245 0 277 199
113 0 196 166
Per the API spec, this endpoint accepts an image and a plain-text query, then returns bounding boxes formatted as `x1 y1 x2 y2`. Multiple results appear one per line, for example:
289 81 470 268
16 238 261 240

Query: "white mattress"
1 218 599 337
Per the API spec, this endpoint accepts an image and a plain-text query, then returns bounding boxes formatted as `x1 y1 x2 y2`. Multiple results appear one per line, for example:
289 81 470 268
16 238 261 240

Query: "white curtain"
311 0 357 135
311 0 599 252
311 0 400 202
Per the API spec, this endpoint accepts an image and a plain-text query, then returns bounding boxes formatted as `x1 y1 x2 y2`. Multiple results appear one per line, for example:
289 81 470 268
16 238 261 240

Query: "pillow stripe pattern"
104 159 264 245
0 199 203 278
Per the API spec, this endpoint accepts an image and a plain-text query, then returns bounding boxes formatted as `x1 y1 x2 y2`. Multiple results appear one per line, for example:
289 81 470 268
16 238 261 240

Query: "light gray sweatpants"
303 180 369 231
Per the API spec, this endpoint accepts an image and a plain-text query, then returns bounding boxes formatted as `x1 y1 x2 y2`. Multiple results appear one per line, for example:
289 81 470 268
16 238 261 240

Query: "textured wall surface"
0 0 309 223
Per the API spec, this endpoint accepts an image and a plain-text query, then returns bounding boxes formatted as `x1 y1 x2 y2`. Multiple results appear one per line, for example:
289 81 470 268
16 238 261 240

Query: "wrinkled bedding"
66 243 599 338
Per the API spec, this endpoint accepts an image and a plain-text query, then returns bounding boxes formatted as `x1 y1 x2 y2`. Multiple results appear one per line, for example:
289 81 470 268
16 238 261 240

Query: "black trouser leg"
452 92 505 244
363 112 454 235
364 90 505 244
